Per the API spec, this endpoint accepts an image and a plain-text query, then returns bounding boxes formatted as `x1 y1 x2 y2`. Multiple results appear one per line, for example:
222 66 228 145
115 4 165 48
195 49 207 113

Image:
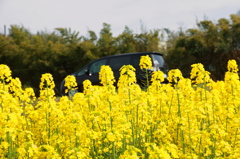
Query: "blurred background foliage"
0 13 239 96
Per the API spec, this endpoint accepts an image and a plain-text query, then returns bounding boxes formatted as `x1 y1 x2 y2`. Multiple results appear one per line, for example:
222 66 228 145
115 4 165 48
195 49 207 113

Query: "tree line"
0 13 239 95
167 14 240 80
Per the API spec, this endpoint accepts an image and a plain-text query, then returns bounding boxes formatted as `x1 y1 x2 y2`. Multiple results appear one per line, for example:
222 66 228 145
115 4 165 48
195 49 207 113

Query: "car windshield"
152 54 164 68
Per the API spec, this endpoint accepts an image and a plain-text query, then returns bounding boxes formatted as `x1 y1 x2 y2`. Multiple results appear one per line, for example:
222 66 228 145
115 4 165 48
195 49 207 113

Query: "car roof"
98 52 164 60
72 52 164 75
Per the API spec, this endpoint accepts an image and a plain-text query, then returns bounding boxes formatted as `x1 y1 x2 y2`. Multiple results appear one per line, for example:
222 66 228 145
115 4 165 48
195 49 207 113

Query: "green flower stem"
131 119 136 147
177 91 181 118
187 113 193 156
181 130 186 154
233 128 238 150
211 134 216 158
7 131 13 159
145 69 149 88
108 99 113 130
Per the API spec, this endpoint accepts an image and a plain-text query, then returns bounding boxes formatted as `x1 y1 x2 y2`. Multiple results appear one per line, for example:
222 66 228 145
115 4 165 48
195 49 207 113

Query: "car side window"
132 54 143 70
76 65 88 76
89 59 107 73
108 56 131 71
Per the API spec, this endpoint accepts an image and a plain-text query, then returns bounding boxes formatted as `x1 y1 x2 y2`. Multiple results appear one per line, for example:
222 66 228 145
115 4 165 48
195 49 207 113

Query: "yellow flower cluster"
0 64 12 81
227 59 239 73
0 64 12 91
190 63 211 84
139 55 153 70
39 73 55 90
64 75 78 94
1 59 240 158
118 65 136 87
99 65 115 86
167 69 183 84
39 73 55 100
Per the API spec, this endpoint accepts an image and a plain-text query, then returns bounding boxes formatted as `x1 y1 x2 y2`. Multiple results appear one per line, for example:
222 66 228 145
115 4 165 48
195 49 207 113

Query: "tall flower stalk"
139 55 153 89
64 75 78 100
39 73 55 144
118 65 136 103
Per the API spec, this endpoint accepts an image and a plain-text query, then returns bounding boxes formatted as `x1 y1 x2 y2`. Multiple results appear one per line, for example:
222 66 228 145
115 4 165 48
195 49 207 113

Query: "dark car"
60 52 168 95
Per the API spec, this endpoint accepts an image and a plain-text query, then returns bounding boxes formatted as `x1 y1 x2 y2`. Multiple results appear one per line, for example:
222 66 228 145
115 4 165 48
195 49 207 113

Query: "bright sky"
0 0 239 37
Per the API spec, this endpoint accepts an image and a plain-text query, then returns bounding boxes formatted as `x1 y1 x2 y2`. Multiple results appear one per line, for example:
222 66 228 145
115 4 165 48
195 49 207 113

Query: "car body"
60 52 168 95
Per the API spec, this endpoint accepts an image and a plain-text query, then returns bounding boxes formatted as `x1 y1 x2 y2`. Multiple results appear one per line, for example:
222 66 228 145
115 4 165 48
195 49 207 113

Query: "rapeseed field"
0 56 240 158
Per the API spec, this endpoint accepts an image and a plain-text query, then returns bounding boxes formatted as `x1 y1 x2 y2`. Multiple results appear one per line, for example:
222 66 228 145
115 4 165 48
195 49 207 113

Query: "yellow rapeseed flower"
39 73 55 99
99 65 115 86
118 65 136 87
120 145 142 159
107 132 116 142
148 70 165 93
190 63 211 84
167 69 183 84
227 60 239 73
83 79 93 94
39 73 55 90
9 77 23 98
0 64 12 82
64 75 78 94
37 145 60 158
24 87 36 103
151 70 165 83
139 55 153 70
